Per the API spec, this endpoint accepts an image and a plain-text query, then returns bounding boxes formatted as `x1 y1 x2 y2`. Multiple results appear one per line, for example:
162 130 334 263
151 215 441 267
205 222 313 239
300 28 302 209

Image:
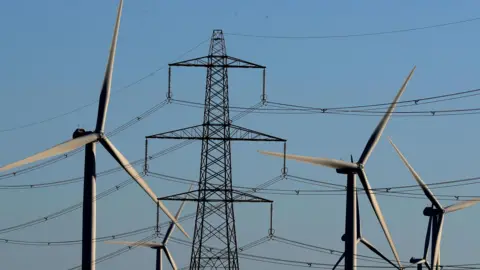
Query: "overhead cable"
0 99 170 180
225 16 480 40
0 102 264 234
0 38 209 134
0 226 154 246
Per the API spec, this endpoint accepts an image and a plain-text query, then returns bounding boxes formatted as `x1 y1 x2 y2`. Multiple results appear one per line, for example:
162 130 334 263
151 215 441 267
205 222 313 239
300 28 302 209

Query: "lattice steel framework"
146 29 285 269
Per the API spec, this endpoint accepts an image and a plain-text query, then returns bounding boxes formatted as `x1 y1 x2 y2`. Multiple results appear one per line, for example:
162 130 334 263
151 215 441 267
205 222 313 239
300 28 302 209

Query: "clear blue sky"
1 0 480 269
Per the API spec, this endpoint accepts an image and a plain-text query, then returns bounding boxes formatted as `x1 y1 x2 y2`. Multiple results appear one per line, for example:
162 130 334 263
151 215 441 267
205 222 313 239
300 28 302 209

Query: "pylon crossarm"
170 55 265 69
147 124 285 142
229 125 285 142
158 189 272 203
146 125 204 140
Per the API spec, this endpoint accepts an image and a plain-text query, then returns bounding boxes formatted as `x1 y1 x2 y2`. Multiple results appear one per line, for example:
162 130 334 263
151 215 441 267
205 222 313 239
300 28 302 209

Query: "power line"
0 139 198 234
225 16 480 40
175 100 480 117
0 102 264 190
0 99 170 181
0 173 283 250
0 39 209 134
171 235 380 270
4 172 476 269
67 234 158 270
0 226 154 246
0 99 263 184
64 172 284 268
286 174 480 194
0 138 199 234
0 103 264 234
147 172 480 201
269 88 480 111
169 234 478 269
168 86 480 117
0 177 135 235
173 97 480 117
271 235 402 265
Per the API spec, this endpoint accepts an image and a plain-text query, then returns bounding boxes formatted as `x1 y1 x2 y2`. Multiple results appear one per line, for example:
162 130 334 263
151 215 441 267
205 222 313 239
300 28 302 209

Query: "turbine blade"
100 137 190 239
95 0 123 133
360 238 399 269
0 133 100 172
164 246 178 270
332 252 345 270
388 138 442 210
432 216 444 269
163 184 194 245
104 240 163 248
423 216 432 260
358 170 402 269
444 198 480 213
258 150 358 170
358 66 416 165
100 137 156 201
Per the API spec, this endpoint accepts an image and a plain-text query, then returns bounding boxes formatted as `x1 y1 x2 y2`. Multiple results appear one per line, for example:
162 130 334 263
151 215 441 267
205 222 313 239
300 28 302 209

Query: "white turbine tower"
106 185 192 270
389 138 480 270
0 1 188 269
258 66 416 270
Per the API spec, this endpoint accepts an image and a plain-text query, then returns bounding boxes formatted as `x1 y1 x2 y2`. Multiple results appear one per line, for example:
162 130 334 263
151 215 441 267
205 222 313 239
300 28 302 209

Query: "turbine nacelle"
423 206 444 217
73 128 92 139
149 244 164 250
410 257 424 264
336 166 361 175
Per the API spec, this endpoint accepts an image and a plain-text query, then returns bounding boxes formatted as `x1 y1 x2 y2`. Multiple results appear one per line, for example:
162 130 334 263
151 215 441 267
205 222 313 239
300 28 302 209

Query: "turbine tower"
146 29 285 269
259 66 417 270
0 1 187 269
389 138 480 270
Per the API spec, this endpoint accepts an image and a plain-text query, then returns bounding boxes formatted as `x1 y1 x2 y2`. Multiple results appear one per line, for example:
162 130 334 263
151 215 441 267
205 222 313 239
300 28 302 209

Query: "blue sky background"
1 0 480 269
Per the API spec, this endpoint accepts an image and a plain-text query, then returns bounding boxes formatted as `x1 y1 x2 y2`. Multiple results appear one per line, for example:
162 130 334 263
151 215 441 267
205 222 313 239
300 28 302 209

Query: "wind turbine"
389 138 480 270
106 185 192 270
0 1 188 269
258 66 417 270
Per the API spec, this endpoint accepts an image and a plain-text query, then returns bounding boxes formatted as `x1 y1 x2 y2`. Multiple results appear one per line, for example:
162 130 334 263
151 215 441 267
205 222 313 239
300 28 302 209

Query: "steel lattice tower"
191 30 239 269
145 29 285 269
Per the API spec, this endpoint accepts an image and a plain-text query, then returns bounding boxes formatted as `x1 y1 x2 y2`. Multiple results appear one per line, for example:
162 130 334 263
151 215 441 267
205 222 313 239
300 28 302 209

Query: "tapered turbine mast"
259 66 417 270
106 185 192 270
0 1 188 269
389 138 480 270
